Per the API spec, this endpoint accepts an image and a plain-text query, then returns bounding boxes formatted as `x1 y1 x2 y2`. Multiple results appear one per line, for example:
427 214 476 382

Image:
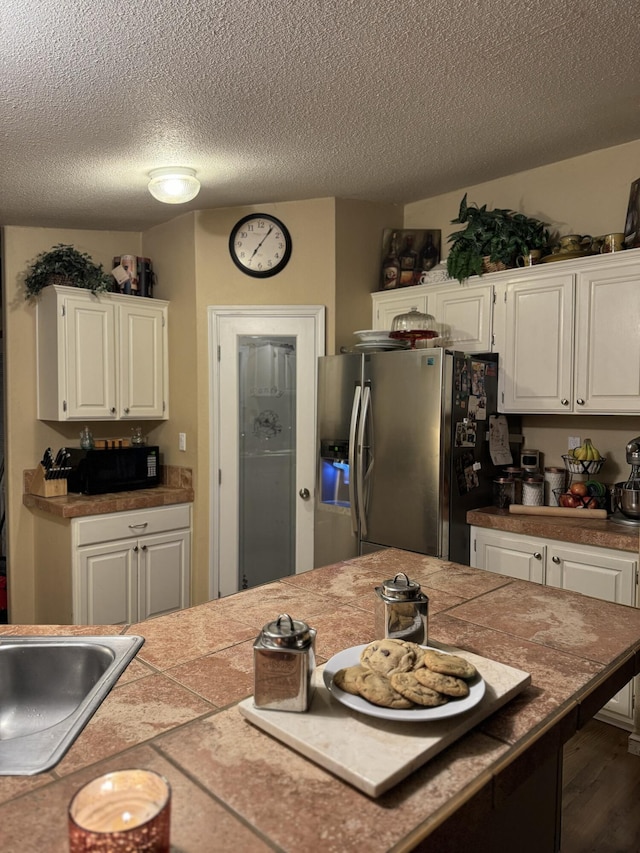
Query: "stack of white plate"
352 330 410 351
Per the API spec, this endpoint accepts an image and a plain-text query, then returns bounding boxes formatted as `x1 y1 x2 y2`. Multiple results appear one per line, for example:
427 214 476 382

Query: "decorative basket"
562 454 605 475
481 256 508 274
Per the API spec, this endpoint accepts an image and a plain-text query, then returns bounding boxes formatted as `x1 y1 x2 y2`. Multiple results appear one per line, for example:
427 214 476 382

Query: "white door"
209 306 325 598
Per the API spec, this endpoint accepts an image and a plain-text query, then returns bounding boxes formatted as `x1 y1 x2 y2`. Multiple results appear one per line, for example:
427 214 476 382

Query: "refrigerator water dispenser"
320 439 350 507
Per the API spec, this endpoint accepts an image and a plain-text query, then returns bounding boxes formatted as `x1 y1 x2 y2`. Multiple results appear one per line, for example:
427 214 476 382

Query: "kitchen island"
1 549 640 852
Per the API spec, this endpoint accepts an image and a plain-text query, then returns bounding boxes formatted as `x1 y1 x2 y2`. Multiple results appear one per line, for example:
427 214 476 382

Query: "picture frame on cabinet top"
623 177 640 249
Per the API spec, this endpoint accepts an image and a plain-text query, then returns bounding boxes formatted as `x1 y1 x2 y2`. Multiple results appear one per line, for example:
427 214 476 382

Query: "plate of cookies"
323 638 485 722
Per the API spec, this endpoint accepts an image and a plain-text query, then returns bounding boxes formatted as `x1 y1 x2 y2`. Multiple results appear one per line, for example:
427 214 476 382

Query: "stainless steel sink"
0 635 144 775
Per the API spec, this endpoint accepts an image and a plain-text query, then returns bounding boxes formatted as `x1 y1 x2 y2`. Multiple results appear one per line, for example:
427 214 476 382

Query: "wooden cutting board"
238 643 530 797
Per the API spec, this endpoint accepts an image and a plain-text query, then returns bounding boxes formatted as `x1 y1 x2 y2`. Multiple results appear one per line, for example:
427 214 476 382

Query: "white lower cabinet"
471 526 638 728
72 505 191 624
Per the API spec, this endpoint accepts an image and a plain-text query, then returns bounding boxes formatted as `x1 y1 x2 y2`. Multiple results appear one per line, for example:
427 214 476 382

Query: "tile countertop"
22 465 194 518
2 549 640 852
468 505 640 553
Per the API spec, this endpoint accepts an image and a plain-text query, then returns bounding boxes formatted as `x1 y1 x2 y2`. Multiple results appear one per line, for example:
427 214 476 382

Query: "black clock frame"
229 213 292 278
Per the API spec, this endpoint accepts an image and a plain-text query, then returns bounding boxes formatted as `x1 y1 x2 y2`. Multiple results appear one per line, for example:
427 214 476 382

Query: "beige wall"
404 139 640 249
335 199 402 353
2 227 141 622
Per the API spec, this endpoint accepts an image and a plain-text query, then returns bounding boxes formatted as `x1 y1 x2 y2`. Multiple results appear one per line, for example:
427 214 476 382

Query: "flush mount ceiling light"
147 167 201 204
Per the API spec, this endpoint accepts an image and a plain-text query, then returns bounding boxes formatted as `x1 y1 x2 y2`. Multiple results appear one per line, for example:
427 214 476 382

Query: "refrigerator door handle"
348 384 362 535
357 383 373 539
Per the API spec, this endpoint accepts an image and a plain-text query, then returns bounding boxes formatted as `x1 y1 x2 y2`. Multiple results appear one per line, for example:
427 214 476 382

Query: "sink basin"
0 635 144 775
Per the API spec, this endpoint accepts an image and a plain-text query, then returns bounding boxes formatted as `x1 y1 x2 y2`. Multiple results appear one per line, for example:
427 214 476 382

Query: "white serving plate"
353 329 394 342
323 644 485 722
352 341 410 352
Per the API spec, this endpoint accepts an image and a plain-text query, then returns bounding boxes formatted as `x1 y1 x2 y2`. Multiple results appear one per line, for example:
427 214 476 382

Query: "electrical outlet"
568 436 581 450
179 433 186 452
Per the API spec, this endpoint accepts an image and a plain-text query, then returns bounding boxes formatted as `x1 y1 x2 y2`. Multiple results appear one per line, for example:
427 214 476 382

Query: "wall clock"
229 213 292 278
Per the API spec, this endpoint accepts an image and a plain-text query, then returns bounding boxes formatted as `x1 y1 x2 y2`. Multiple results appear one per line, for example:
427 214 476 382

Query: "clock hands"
249 226 273 263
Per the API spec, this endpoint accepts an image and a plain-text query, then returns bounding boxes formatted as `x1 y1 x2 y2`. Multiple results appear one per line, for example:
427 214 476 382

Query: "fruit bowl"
562 454 605 475
553 487 606 509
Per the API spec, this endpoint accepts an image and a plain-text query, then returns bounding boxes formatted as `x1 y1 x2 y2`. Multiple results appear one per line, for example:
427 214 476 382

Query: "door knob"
299 488 310 500
533 552 542 560
561 398 569 406
552 555 561 564
576 398 585 406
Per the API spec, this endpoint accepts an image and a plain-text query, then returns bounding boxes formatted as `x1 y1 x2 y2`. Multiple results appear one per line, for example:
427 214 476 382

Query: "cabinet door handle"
128 523 148 530
561 398 569 406
299 488 310 500
533 552 542 560
124 407 130 414
110 407 116 414
576 398 585 406
133 545 139 553
552 555 561 564
141 544 147 551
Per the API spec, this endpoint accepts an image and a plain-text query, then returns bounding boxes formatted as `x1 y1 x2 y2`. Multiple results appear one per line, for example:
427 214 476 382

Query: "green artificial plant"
24 243 113 299
446 194 549 284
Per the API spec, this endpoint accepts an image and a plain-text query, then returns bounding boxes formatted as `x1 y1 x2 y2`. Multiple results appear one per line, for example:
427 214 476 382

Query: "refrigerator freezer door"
361 349 446 555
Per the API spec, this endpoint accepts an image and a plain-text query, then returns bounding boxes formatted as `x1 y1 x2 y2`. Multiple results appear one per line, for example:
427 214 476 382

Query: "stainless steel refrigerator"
314 348 506 568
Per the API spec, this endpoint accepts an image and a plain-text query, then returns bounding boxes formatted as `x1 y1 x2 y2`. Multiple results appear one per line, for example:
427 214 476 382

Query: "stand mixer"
610 436 640 525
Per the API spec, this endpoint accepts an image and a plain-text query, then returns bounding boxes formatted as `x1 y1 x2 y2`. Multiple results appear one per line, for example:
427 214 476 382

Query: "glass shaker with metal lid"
374 572 429 644
253 614 316 712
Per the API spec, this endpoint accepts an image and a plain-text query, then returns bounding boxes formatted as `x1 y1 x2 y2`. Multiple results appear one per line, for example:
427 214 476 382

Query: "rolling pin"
509 505 607 519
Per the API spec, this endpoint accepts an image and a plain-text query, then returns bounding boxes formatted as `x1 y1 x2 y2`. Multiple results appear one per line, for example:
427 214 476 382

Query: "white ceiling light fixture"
147 167 201 204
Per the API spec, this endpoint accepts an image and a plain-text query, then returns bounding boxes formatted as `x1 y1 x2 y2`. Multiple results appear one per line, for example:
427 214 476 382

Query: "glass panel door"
237 336 296 589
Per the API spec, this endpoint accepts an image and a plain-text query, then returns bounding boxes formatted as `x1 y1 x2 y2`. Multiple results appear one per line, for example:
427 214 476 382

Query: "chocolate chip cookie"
414 667 470 698
333 664 368 696
355 669 414 709
422 649 477 680
360 639 416 677
389 672 448 707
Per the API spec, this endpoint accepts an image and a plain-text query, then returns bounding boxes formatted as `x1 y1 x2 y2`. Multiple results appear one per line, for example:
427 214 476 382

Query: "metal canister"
253 614 316 712
374 572 428 645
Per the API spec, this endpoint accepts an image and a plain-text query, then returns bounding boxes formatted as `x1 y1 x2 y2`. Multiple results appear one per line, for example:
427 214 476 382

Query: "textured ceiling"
3 0 640 231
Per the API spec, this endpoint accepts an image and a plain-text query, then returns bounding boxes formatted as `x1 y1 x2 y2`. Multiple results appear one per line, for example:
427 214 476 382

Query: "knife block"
28 464 68 497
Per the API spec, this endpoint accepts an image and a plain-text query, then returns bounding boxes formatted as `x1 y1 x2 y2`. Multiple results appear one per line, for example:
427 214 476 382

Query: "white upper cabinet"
499 271 575 412
372 289 429 331
36 284 168 421
573 261 640 413
372 280 494 353
498 251 640 414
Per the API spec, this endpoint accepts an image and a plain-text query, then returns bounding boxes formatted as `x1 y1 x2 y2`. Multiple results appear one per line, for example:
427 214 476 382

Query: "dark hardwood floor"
562 719 640 853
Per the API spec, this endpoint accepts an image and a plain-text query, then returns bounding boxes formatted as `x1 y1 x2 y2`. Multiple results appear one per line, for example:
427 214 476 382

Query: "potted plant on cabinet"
446 194 549 283
23 243 113 300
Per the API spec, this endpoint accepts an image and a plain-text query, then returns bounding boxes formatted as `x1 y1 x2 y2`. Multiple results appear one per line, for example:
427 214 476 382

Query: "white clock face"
229 214 292 278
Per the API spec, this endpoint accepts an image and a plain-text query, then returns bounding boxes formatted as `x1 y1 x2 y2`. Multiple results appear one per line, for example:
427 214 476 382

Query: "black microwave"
66 446 161 495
